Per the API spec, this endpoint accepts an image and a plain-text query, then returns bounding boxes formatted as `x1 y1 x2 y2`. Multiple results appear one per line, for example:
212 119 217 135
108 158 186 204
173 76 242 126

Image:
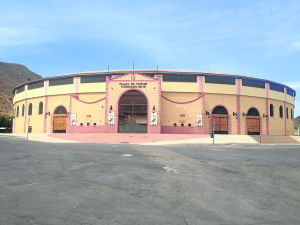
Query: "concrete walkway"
0 133 260 145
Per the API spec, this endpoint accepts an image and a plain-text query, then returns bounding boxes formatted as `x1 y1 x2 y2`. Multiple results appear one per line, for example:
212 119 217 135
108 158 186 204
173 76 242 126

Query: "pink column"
43 81 49 133
237 79 241 134
265 83 269 135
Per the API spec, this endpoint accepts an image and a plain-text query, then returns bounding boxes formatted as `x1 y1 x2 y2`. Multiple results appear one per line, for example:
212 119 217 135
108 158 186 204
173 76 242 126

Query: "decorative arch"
53 105 67 133
118 90 148 133
211 105 229 134
247 107 260 135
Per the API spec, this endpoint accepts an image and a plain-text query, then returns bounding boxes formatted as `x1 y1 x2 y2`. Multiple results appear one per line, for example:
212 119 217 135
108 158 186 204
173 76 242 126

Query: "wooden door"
212 114 228 134
247 116 260 135
53 114 67 133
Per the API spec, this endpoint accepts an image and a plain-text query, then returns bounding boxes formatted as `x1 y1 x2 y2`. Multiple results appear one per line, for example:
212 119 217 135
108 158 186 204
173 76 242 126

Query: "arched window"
291 109 293 120
270 104 274 117
248 108 259 116
286 107 288 119
54 106 67 114
28 103 33 116
17 106 19 117
22 104 25 116
39 102 43 115
212 106 228 114
279 106 283 118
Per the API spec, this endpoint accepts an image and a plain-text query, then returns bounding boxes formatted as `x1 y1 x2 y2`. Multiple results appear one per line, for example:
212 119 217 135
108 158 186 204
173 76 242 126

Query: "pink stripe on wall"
44 80 48 95
236 95 241 134
24 99 28 133
198 76 204 92
43 96 48 133
265 98 269 135
237 79 241 95
75 77 79 93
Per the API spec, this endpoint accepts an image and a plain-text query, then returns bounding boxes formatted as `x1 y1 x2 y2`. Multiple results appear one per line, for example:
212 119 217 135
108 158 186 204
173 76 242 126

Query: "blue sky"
1 0 300 116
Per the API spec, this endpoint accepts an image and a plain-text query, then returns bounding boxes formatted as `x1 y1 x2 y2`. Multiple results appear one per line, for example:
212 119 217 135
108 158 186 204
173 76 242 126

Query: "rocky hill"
0 62 42 116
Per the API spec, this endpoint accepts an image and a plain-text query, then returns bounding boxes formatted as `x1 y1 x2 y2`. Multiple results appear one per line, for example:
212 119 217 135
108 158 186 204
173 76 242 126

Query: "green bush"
0 115 13 127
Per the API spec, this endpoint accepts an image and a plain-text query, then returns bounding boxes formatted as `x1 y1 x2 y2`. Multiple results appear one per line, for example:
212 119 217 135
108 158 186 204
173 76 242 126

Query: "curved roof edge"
12 69 296 97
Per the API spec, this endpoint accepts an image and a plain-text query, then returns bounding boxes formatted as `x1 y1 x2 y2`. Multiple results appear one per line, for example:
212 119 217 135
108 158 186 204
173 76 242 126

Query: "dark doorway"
118 90 148 133
53 106 67 133
212 106 228 134
247 108 260 135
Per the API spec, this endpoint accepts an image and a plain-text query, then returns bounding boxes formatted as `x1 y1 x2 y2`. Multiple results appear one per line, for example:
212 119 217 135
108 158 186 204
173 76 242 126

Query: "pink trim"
237 79 241 95
266 98 269 135
105 76 109 124
109 71 158 81
148 75 162 133
202 95 205 133
75 77 79 93
69 125 107 133
198 76 204 92
284 102 287 136
236 95 241 134
266 83 269 98
44 80 48 95
284 87 287 102
25 85 27 99
24 99 28 133
161 126 205 134
70 95 106 104
210 104 231 134
161 94 204 104
43 96 48 133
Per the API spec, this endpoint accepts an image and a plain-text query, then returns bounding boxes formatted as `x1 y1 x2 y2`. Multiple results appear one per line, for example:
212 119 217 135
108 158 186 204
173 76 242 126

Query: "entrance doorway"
118 90 147 133
212 106 228 134
53 106 67 133
247 108 260 135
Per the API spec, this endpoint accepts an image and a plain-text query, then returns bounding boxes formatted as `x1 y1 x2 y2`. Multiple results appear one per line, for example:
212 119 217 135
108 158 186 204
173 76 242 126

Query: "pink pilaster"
43 81 49 133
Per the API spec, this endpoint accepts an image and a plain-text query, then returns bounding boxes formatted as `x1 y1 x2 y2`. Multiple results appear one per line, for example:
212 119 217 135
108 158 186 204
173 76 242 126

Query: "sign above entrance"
119 83 147 88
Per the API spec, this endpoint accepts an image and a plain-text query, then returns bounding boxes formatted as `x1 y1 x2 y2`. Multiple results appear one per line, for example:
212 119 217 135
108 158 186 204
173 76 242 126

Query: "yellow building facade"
12 70 296 135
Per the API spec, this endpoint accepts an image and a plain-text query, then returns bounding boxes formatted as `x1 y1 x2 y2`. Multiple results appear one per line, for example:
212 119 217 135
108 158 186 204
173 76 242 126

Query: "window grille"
286 107 288 119
17 106 19 117
163 74 197 82
22 104 25 116
28 103 33 115
205 76 235 85
80 75 106 83
28 81 44 90
39 102 43 115
49 77 73 86
212 106 228 115
54 106 67 114
17 86 25 93
279 106 283 118
242 78 265 89
248 108 259 116
270 82 284 93
270 104 274 117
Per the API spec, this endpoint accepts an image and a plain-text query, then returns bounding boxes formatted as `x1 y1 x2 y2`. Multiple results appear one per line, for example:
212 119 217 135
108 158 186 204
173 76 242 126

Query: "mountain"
0 62 42 116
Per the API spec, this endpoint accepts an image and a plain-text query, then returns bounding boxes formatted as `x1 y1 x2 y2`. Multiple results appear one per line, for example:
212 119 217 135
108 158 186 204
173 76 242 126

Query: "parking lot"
1 135 300 224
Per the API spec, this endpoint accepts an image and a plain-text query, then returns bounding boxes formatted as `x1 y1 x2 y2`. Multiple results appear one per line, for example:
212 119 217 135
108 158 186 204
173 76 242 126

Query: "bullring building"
12 70 296 135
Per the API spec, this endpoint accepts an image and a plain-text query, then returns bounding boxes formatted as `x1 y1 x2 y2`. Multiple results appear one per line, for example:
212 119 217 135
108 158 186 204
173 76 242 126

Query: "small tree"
0 115 13 127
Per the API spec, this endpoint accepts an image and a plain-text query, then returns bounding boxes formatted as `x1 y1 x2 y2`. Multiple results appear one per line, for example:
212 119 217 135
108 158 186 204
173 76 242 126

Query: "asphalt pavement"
0 135 300 224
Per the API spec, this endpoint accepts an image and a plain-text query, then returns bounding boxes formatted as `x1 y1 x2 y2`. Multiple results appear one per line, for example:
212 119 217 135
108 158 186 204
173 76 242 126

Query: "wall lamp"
233 112 238 119
242 113 248 118
263 114 269 120
152 105 155 113
44 112 50 118
109 105 112 113
206 111 210 118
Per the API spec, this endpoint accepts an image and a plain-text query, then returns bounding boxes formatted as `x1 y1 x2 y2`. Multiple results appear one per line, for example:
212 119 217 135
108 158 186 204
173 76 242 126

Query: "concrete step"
258 135 300 144
291 136 300 143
